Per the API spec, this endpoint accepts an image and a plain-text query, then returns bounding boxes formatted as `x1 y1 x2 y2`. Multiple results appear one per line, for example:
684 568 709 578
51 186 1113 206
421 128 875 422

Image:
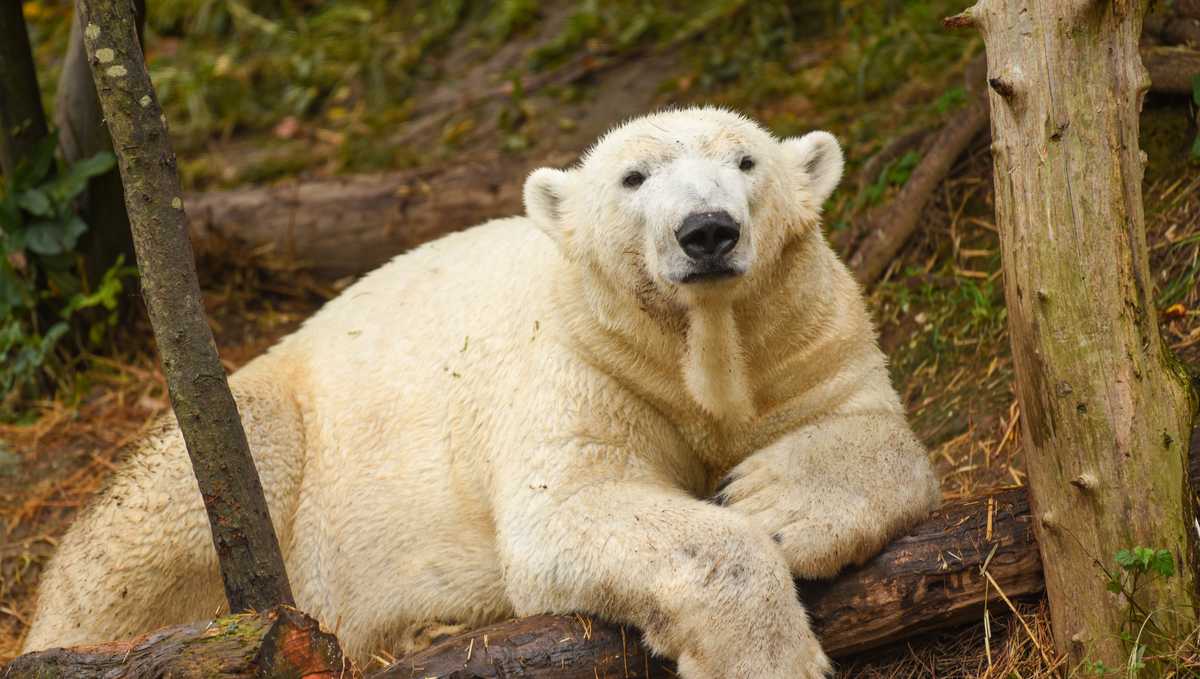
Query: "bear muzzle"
675 211 742 283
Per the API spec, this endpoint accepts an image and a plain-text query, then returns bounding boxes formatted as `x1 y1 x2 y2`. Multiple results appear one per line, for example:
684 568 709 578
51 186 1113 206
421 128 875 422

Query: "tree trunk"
0 0 50 177
75 0 294 613
1 607 344 678
55 0 145 289
950 0 1200 668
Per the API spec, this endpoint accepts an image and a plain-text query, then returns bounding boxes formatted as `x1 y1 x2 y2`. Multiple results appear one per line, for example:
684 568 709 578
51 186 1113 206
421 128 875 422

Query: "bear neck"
681 301 753 421
556 231 833 425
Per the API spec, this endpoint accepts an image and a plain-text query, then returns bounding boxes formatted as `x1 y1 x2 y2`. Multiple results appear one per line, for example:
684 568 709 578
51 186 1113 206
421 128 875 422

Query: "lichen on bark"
74 0 294 613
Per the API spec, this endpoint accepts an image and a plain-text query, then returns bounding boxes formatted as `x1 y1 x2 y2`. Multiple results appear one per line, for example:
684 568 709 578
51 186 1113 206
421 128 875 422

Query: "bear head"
524 107 844 307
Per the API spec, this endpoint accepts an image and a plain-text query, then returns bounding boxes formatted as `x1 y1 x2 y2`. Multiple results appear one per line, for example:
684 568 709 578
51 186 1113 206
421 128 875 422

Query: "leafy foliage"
1087 546 1187 676
863 150 920 206
0 135 135 419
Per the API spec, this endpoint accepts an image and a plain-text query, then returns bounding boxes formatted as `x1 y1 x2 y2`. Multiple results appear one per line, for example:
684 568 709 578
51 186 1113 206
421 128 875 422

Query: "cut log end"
2 606 344 679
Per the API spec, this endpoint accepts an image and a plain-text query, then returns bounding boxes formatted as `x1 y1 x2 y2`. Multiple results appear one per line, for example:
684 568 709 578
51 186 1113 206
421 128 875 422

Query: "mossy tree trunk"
0 0 50 177
950 0 1200 668
55 0 145 288
75 0 294 613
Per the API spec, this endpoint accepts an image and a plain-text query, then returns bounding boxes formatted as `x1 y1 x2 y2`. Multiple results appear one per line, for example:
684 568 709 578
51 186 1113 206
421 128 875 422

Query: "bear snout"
676 211 740 261
675 211 742 284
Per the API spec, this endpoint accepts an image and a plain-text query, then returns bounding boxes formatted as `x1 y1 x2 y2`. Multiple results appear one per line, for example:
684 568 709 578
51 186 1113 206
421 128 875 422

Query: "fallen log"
845 44 1200 286
1141 45 1200 95
844 90 989 285
184 48 1198 282
2 490 1037 678
186 153 568 279
377 488 1039 678
1 607 345 678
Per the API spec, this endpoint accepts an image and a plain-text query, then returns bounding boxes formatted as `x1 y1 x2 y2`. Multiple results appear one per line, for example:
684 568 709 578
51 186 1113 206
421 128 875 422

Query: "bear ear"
782 131 845 207
524 167 573 248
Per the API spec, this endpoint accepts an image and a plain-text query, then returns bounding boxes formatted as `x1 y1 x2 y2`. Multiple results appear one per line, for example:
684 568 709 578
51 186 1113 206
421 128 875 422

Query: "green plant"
863 150 921 206
0 134 135 419
933 85 967 114
1088 546 1187 676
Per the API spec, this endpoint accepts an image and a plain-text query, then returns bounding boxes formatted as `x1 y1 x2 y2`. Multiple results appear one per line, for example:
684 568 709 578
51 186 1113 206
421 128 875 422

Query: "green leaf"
934 86 966 114
1115 549 1136 569
46 151 116 203
1192 74 1200 107
1134 546 1155 570
1105 578 1123 594
25 216 88 255
16 189 53 217
25 222 65 255
1151 549 1175 578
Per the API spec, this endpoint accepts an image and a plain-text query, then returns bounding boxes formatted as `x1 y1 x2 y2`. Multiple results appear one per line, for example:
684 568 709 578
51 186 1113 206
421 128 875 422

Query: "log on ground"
1 490 1037 678
183 48 1198 283
186 152 571 279
373 488 1039 678
1 607 345 678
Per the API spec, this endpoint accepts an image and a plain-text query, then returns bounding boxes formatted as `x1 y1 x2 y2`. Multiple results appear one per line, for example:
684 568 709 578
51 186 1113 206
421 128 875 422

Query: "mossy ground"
4 1 1200 675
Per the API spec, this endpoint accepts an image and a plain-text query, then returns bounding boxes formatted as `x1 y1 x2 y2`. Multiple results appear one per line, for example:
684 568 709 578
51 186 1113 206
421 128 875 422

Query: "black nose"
676 211 740 260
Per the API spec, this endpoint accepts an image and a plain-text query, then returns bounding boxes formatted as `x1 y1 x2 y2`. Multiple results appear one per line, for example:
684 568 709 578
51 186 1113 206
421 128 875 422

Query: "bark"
75 0 294 612
1 607 344 678
957 0 1200 667
375 489 1040 678
0 0 50 177
1141 45 1200 95
186 153 570 278
55 0 145 288
1 490 1040 678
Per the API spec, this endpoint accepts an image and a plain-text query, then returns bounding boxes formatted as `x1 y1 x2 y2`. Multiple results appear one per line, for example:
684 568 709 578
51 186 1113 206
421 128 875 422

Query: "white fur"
24 108 939 679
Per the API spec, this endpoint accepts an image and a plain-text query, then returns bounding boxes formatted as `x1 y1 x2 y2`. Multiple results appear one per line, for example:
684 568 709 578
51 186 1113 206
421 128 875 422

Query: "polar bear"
23 107 939 678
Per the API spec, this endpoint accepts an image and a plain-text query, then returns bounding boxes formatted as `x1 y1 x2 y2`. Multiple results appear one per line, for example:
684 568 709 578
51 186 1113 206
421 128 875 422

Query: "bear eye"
622 171 646 189
739 156 755 172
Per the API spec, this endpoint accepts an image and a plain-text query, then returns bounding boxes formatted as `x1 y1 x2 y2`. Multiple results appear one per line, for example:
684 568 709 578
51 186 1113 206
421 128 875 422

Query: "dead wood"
18 436 1200 675
76 0 294 611
186 152 571 278
372 488 1039 678
182 44 1197 283
1142 45 1200 94
962 0 1199 665
0 490 1036 677
54 1 145 291
842 45 1198 286
844 92 990 285
1 607 344 678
